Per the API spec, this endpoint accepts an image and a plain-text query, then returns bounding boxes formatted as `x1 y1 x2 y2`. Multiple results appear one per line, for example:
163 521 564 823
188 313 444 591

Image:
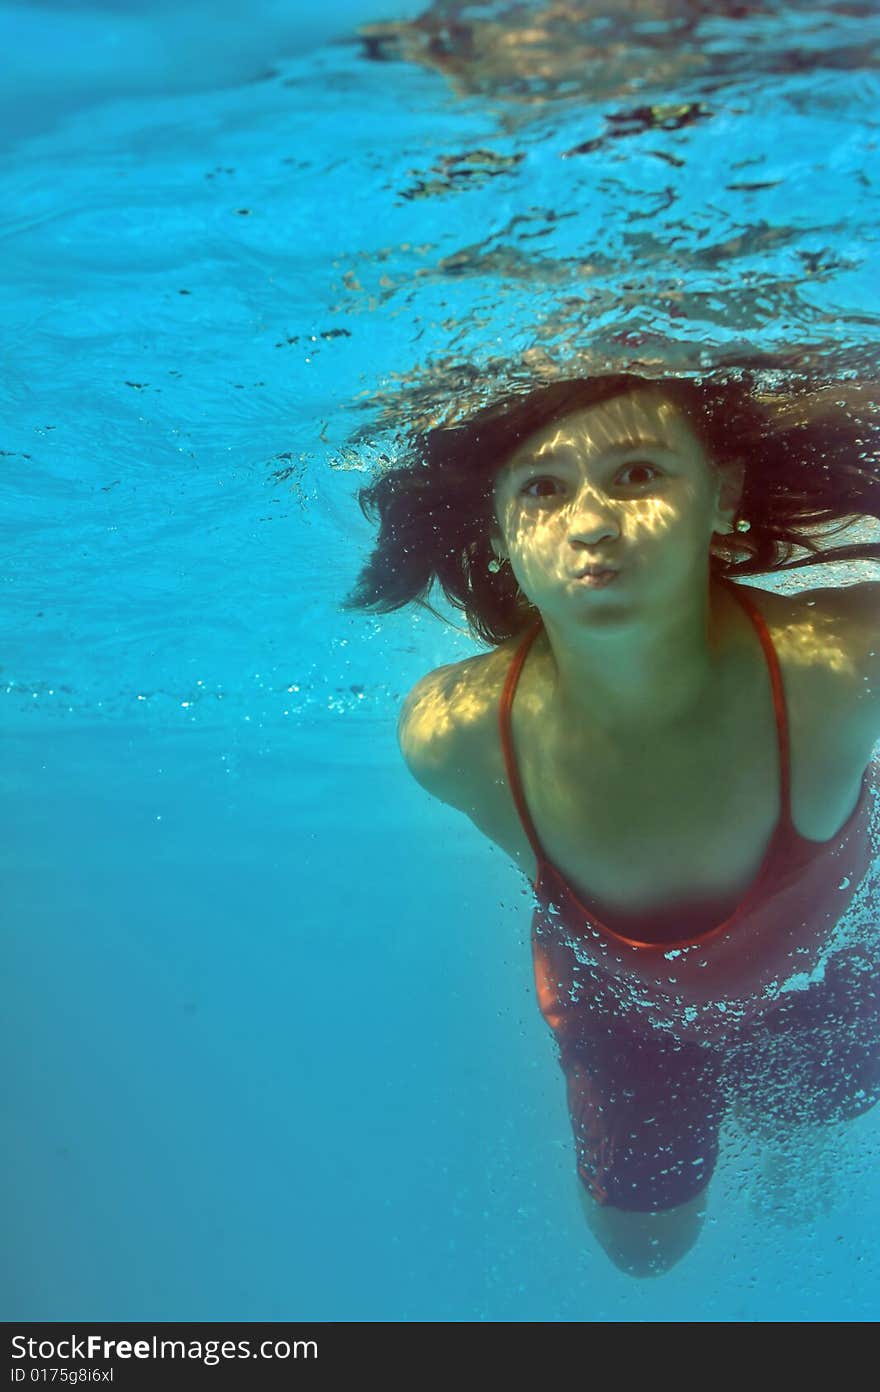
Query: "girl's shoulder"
397 577 880 804
740 577 880 761
396 633 525 808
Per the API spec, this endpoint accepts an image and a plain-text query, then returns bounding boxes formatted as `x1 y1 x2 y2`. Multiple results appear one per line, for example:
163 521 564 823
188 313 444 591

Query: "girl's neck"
538 577 744 737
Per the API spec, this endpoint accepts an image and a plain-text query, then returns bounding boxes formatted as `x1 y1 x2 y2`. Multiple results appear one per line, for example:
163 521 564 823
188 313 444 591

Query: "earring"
488 556 504 573
736 518 751 533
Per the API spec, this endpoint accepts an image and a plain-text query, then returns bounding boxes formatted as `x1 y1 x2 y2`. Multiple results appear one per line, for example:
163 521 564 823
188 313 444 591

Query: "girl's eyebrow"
508 435 674 471
602 435 673 455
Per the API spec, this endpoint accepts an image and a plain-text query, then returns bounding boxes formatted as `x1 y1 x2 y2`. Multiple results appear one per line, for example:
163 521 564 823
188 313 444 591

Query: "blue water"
3 0 880 1321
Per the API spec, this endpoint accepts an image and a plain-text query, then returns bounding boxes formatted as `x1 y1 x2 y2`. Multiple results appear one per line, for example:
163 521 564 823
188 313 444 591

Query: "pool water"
3 0 880 1321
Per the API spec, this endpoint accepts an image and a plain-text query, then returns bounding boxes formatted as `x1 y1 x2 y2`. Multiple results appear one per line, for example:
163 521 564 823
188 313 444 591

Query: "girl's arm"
808 581 880 751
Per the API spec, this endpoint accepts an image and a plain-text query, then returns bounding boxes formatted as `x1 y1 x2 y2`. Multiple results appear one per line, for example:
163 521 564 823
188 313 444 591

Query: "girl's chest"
471 611 869 915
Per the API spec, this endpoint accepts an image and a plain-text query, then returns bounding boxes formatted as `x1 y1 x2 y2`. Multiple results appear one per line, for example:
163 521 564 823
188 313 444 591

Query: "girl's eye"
520 476 560 499
618 461 660 487
520 462 660 498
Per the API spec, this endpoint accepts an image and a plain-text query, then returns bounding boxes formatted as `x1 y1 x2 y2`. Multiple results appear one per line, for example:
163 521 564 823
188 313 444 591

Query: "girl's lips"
573 569 619 588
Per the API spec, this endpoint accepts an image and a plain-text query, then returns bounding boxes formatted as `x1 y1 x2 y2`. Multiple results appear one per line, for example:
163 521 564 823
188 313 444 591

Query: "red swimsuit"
499 581 880 1210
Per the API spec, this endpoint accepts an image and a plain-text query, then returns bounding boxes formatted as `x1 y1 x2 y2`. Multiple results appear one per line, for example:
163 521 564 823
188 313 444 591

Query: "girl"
342 371 880 1277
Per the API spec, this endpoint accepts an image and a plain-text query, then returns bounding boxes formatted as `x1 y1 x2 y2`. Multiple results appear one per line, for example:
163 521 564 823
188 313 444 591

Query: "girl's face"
490 389 742 620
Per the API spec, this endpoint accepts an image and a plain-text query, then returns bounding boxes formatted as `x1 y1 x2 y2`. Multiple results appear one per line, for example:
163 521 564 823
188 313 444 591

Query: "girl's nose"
566 493 622 547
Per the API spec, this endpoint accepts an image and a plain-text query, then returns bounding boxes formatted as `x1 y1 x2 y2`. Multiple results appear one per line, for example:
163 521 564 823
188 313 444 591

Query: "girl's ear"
714 458 746 533
490 532 508 563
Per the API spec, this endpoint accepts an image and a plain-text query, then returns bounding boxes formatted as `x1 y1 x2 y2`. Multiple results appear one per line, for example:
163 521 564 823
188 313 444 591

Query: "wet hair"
340 371 880 646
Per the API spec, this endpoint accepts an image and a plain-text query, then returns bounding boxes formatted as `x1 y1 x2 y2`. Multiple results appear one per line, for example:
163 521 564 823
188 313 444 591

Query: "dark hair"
340 371 880 646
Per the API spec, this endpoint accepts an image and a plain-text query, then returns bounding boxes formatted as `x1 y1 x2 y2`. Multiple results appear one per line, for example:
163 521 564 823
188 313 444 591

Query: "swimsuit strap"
497 584 794 865
498 616 548 866
726 582 794 829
